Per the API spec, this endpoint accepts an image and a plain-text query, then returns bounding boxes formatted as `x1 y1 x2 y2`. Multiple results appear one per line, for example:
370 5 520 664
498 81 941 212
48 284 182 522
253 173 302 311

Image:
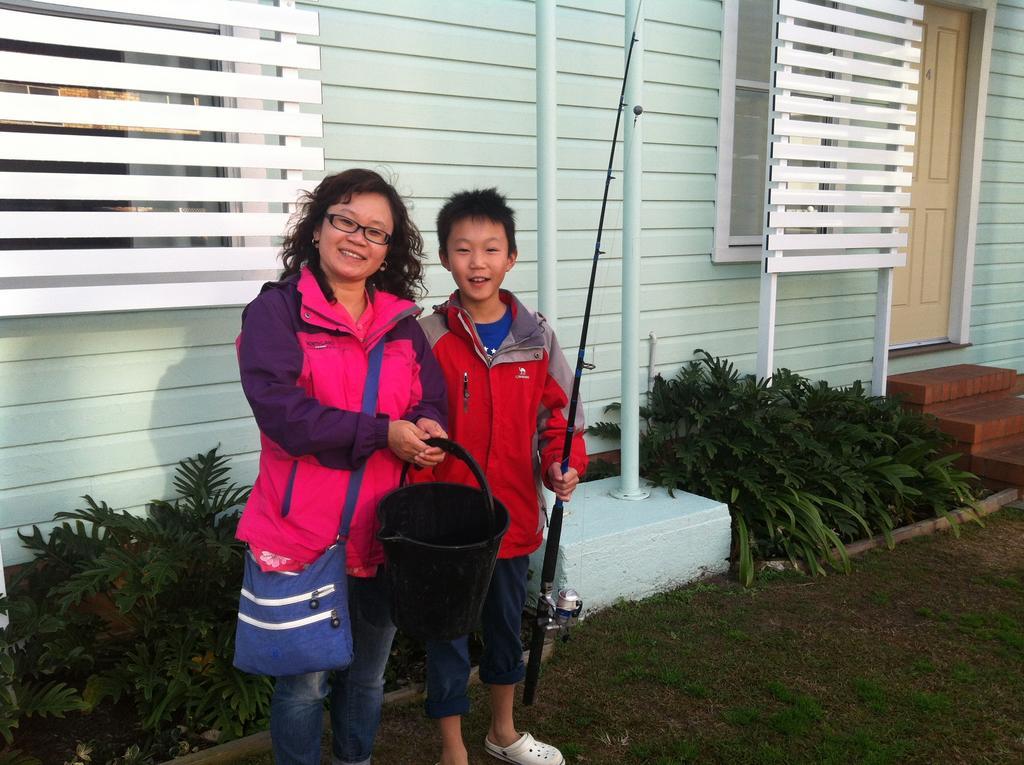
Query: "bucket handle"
399 437 495 522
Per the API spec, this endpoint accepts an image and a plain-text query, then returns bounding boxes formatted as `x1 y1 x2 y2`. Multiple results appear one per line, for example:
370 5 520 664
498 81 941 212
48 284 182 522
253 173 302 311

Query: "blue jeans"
424 556 530 718
270 571 396 765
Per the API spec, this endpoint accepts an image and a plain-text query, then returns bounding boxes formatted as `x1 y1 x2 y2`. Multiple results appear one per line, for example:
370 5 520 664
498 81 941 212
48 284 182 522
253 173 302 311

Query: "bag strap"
338 339 386 539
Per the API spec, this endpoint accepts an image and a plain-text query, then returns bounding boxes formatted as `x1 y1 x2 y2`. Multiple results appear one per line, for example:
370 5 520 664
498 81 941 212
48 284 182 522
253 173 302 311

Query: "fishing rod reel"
535 586 583 640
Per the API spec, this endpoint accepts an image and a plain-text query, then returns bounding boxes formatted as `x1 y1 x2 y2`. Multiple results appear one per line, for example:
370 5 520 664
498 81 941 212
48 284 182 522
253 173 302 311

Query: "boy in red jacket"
418 188 588 765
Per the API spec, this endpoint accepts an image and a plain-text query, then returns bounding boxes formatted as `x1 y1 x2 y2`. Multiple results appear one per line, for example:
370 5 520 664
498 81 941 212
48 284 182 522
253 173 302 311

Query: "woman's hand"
546 463 580 501
387 419 447 466
415 418 448 466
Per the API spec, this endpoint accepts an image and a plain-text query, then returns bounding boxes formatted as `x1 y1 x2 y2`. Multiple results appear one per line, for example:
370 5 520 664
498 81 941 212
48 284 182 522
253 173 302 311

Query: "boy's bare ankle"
487 727 522 748
439 745 469 765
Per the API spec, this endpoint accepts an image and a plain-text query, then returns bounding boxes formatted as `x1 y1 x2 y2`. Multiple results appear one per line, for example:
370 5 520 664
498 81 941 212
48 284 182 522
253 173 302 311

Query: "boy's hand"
415 418 448 466
546 463 580 501
388 420 446 466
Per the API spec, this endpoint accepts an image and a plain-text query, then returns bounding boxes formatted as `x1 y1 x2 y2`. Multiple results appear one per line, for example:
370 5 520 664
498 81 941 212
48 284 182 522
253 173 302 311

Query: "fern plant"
2 448 272 763
590 351 980 584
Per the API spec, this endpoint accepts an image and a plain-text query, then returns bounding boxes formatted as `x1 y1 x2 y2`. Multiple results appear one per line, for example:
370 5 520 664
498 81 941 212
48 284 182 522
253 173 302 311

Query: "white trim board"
712 0 751 264
947 0 997 347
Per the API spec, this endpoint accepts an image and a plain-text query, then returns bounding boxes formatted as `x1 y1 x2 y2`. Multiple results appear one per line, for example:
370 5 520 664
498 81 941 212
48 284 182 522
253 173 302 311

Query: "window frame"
714 0 765 264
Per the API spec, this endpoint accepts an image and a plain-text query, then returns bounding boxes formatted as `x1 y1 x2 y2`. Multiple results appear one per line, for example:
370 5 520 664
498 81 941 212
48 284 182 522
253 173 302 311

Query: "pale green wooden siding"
309 0 891 433
310 0 738 419
2 0 1023 566
0 310 260 565
891 0 1024 378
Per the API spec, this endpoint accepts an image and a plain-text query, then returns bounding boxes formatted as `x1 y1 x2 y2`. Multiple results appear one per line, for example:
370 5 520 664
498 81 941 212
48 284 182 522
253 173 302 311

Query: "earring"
379 260 388 272
312 237 319 246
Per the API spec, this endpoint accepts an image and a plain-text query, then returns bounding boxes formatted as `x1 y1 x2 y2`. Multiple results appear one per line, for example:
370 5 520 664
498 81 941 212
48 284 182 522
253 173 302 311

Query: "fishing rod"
523 4 643 707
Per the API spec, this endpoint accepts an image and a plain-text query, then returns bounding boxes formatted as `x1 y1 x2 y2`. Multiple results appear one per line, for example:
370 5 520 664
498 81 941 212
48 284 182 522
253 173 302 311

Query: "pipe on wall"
613 0 648 501
536 0 558 324
648 331 658 392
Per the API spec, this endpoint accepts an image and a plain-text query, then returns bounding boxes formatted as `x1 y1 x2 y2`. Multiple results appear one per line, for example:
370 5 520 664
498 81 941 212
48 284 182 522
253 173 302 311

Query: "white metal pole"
757 0 782 384
613 0 649 501
536 0 558 323
873 267 894 395
756 270 778 382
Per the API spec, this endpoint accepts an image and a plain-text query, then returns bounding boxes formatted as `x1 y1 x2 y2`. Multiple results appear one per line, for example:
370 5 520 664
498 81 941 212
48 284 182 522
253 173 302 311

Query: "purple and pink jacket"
235 267 447 574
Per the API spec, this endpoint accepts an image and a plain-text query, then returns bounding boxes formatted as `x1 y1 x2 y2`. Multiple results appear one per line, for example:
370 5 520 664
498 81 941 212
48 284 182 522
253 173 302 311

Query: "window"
0 34 231 253
0 0 322 316
715 0 773 262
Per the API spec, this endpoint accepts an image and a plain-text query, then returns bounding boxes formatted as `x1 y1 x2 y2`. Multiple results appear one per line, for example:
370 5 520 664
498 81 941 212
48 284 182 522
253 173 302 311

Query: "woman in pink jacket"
236 168 448 765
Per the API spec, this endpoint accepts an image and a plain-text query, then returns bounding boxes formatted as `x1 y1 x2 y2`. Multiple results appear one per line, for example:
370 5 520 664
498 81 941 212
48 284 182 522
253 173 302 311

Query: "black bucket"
377 438 509 641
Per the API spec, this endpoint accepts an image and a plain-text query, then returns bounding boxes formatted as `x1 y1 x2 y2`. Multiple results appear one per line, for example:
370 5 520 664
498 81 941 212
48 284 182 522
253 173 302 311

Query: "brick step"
951 429 1024 457
932 397 1024 446
887 364 1016 408
918 374 1024 414
972 440 1024 487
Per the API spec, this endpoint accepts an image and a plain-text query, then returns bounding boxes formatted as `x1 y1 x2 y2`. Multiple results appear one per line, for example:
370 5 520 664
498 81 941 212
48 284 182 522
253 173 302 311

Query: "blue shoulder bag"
233 340 385 676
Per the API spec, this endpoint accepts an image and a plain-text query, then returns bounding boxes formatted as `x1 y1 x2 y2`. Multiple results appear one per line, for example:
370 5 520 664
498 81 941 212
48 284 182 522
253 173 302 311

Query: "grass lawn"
249 505 1024 765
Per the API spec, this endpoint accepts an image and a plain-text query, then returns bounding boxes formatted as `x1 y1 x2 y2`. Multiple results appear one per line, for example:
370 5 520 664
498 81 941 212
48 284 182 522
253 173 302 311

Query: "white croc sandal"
484 733 565 765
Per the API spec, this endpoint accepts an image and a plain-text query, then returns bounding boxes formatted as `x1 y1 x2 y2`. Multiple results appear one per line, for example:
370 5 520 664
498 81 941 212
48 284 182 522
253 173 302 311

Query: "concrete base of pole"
528 477 731 613
609 485 651 500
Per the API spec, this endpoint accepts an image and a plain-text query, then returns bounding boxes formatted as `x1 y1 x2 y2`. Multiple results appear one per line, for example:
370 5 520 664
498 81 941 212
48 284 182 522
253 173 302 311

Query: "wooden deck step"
972 442 1024 487
888 364 1024 488
952 431 1024 458
934 397 1024 446
924 375 1024 415
887 364 1016 409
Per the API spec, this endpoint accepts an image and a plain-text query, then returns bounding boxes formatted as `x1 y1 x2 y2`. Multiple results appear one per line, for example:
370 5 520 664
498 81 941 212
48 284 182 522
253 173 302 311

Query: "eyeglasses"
324 214 392 245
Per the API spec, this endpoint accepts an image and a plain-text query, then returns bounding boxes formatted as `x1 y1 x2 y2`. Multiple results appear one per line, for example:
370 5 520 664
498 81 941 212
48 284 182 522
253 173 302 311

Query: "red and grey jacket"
417 290 587 559
236 267 447 571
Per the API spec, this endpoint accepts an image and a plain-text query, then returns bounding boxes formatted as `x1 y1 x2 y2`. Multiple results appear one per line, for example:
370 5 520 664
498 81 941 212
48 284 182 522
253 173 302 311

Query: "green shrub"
2 448 271 764
590 351 980 584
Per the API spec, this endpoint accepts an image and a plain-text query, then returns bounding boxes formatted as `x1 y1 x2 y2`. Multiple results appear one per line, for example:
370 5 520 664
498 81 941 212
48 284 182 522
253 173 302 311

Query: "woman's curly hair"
280 168 425 301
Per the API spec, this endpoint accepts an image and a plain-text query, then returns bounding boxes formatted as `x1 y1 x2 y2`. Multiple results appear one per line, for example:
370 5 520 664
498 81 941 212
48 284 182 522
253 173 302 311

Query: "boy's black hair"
436 188 517 254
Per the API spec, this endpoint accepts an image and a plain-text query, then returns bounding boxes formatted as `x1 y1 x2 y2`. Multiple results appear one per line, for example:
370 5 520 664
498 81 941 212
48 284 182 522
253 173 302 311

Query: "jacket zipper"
280 460 299 517
360 305 422 349
454 309 491 366
463 371 470 412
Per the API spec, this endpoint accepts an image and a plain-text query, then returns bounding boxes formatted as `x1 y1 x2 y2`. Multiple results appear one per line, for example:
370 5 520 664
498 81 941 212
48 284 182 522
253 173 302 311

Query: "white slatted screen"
757 0 923 392
764 0 923 273
0 0 322 316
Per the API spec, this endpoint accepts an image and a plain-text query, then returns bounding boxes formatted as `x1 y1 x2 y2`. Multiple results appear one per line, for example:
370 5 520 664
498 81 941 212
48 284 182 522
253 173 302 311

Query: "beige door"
891 3 971 346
